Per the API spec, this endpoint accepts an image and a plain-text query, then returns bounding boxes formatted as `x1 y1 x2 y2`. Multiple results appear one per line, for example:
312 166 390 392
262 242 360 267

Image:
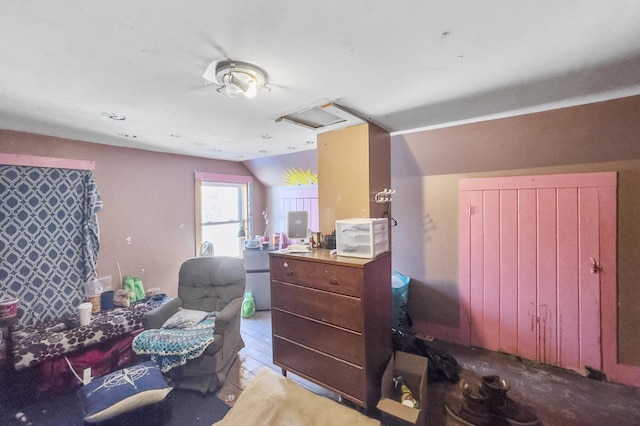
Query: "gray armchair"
141 256 246 393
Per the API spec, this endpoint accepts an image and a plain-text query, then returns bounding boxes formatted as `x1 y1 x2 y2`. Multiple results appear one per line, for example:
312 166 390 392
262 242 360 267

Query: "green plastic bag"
242 292 255 318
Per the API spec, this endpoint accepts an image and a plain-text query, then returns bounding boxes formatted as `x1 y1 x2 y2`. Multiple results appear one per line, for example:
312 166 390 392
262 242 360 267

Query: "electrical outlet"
83 367 92 385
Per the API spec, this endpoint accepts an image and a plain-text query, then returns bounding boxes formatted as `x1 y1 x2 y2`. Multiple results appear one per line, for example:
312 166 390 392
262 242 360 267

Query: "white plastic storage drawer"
335 218 389 258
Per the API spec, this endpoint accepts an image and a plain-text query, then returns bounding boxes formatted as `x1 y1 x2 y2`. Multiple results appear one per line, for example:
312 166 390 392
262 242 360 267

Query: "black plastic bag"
392 329 460 383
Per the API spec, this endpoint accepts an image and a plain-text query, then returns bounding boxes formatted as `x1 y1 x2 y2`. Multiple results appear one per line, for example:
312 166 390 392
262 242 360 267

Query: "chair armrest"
214 297 243 336
142 298 183 329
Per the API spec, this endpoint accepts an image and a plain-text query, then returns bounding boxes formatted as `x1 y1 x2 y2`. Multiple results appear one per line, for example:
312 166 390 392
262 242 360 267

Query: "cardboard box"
377 351 428 426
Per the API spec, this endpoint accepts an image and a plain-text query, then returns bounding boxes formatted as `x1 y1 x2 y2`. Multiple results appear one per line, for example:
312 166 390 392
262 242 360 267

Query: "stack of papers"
284 245 310 253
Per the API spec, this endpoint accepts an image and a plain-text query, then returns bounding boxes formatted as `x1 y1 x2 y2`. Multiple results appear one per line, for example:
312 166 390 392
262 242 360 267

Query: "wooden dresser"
269 250 391 411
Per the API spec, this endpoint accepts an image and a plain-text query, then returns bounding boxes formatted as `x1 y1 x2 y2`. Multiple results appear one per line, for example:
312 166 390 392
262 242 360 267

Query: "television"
287 211 309 241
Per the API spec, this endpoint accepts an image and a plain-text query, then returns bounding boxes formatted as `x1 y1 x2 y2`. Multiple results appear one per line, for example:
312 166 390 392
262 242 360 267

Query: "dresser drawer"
272 308 363 365
273 337 364 403
271 281 362 332
270 256 362 297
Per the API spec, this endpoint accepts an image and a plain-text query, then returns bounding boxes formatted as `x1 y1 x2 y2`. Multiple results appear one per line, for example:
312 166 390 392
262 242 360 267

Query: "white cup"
78 302 93 326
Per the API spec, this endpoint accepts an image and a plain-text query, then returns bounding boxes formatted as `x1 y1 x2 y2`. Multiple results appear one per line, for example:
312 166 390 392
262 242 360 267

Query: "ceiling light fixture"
202 60 268 99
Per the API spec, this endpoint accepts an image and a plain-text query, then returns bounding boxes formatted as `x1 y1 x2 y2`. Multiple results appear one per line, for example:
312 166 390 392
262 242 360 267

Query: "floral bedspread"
11 301 159 371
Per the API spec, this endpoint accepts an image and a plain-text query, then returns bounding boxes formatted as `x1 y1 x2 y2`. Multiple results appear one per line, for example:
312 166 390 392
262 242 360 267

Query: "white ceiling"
1 1 639 162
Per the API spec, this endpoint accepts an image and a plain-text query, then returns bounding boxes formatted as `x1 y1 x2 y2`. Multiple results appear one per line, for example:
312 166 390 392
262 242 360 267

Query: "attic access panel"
276 102 365 133
283 107 345 129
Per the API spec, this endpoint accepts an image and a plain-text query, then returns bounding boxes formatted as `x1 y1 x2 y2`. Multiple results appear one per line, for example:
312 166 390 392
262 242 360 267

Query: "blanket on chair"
132 317 215 373
213 367 378 426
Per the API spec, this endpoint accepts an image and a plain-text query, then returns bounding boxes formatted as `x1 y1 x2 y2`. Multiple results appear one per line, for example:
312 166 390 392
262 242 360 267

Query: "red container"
0 297 19 318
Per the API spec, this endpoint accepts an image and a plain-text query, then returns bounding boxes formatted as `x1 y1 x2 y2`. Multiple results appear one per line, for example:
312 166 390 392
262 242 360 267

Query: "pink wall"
243 149 317 187
390 95 640 384
392 95 640 177
244 148 319 239
0 130 265 298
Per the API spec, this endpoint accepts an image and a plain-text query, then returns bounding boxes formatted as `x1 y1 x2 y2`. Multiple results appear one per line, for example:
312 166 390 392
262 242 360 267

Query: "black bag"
392 329 460 383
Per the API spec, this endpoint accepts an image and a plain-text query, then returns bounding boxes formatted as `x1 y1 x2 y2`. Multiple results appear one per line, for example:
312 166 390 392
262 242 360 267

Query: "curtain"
0 165 103 325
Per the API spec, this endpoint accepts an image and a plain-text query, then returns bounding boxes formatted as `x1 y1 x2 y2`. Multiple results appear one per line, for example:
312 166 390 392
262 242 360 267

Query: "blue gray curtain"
0 165 103 325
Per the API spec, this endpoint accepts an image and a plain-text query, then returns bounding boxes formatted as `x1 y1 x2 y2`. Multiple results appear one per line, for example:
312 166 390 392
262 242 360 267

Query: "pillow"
78 361 172 423
161 308 209 329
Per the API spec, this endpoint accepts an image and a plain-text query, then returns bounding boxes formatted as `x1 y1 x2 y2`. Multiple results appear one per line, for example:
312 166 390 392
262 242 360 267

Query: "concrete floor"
230 311 640 426
426 339 640 425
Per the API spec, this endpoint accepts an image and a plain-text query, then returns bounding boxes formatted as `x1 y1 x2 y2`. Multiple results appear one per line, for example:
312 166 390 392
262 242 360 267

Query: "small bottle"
393 376 419 409
241 292 255 318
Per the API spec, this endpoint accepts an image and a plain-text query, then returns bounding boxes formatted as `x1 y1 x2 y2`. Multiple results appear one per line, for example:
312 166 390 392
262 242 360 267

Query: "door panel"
536 188 559 365
579 187 602 369
517 189 538 361
459 191 472 342
469 190 485 347
499 190 518 355
557 188 580 368
483 190 501 352
462 173 614 372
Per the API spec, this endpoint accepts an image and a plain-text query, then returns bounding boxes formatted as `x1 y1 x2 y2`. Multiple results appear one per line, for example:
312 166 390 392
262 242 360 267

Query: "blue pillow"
78 361 172 423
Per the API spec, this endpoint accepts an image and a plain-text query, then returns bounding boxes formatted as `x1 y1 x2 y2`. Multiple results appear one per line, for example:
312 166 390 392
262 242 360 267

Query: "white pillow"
161 308 209 329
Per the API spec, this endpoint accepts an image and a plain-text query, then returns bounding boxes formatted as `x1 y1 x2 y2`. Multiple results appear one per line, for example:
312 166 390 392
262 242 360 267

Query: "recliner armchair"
141 256 246 393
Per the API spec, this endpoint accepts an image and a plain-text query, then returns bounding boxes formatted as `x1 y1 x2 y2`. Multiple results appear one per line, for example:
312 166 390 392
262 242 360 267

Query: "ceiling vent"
275 101 366 133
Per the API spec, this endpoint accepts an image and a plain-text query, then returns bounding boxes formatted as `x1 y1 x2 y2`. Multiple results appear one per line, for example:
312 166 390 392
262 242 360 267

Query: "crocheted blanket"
132 315 215 373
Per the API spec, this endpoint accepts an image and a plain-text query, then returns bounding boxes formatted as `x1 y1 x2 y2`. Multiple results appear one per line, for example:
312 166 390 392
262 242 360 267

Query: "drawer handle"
286 270 294 276
328 278 339 285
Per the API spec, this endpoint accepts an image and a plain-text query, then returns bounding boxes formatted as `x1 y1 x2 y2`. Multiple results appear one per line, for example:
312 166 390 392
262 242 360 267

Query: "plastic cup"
78 302 93 326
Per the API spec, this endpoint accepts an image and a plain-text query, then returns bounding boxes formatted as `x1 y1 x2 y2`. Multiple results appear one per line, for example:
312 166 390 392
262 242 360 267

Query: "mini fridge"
242 249 273 311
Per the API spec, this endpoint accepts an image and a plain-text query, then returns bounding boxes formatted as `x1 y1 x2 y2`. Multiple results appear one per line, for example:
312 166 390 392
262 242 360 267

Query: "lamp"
202 60 267 99
237 227 248 239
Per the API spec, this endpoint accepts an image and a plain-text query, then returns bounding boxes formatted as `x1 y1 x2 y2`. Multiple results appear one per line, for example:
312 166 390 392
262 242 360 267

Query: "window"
195 172 252 257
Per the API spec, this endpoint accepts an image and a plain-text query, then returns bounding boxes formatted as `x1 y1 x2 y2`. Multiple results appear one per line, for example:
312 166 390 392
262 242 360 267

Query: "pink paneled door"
459 172 617 372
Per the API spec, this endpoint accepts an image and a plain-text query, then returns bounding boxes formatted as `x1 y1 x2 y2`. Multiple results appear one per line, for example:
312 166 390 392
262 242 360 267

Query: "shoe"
480 375 510 406
444 380 496 426
482 375 510 393
479 375 539 426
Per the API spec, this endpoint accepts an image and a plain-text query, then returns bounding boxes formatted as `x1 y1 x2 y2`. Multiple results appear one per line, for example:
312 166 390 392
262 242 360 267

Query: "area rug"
1 386 230 426
213 367 378 426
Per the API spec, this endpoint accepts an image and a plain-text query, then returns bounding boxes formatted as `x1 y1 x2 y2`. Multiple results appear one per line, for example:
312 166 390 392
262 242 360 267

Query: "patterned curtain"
0 165 103 325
